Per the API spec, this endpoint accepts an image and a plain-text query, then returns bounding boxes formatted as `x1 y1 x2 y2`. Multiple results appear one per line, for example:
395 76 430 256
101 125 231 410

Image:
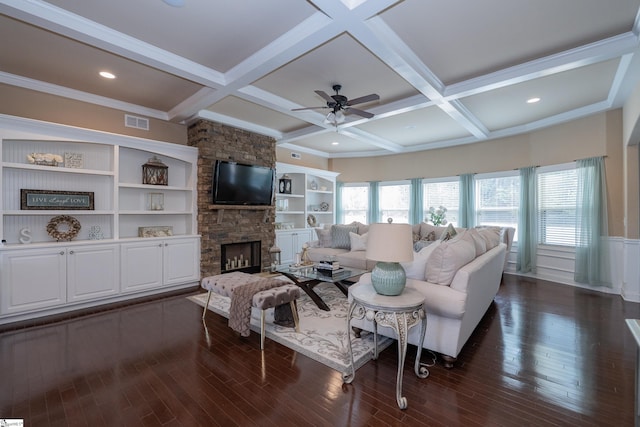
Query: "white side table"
343 283 429 409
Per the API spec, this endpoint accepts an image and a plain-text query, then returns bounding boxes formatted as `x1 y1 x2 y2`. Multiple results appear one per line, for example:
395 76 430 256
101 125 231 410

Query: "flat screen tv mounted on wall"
212 160 275 206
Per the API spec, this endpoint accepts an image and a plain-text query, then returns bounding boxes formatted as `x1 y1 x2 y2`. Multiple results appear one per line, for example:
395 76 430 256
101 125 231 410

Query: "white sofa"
306 222 513 271
347 226 510 368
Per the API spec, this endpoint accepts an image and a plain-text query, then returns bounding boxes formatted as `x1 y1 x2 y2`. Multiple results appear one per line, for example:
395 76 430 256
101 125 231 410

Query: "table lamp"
366 221 414 295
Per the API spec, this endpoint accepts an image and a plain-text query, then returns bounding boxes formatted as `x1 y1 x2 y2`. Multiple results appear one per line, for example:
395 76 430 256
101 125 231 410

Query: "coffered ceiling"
1 0 640 158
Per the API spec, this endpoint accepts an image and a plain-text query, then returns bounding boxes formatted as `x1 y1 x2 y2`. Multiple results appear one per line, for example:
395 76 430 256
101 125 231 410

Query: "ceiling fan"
292 84 380 124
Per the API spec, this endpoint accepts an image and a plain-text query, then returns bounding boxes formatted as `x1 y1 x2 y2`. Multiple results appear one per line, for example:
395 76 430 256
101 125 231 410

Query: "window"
475 172 520 233
422 178 459 226
379 181 410 224
341 184 369 224
537 164 577 246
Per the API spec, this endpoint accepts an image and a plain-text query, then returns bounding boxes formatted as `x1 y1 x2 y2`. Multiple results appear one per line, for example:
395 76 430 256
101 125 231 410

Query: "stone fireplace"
188 119 276 277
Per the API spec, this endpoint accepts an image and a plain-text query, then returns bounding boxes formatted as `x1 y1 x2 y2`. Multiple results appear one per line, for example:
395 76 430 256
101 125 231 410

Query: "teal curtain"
335 181 344 224
517 167 537 273
410 178 423 225
368 181 379 224
575 157 610 286
459 174 475 228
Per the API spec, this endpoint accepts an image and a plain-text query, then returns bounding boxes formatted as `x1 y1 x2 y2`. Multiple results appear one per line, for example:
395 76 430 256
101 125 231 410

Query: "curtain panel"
335 181 344 224
517 166 537 273
574 157 610 286
459 174 475 228
410 178 423 225
368 181 380 224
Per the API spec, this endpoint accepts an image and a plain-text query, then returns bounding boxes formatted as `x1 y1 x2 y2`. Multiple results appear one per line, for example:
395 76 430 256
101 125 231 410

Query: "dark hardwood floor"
1 274 639 426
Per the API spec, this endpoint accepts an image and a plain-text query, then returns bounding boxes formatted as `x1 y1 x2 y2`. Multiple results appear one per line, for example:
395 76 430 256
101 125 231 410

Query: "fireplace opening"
221 241 261 274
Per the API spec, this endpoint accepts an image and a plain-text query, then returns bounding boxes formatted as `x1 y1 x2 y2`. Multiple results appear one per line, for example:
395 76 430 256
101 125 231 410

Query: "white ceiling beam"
196 110 282 140
0 71 169 120
445 32 640 100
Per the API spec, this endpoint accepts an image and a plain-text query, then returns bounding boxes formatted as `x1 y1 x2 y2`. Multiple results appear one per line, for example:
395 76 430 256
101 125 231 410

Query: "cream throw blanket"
228 278 288 337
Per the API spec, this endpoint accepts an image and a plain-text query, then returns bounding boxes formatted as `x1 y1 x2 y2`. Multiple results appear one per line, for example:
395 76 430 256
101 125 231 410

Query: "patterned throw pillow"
331 225 358 249
439 223 458 241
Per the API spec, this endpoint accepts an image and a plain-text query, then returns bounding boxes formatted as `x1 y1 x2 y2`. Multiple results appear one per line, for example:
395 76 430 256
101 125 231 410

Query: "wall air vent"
124 114 149 131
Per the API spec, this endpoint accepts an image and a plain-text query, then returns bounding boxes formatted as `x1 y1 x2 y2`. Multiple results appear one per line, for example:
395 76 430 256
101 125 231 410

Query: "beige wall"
330 110 631 238
276 146 329 170
0 84 187 145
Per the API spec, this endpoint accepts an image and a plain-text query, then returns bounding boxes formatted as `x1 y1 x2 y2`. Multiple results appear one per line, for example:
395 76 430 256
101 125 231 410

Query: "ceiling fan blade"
291 106 326 111
346 93 380 106
314 90 334 103
346 107 374 119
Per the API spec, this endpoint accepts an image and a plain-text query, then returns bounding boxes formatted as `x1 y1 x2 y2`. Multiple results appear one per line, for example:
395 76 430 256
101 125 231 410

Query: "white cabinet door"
163 238 199 285
276 229 313 265
67 244 119 302
120 241 164 293
0 248 66 315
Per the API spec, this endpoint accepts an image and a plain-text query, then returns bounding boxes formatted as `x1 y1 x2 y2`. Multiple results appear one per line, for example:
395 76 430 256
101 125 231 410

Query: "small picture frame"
64 152 83 169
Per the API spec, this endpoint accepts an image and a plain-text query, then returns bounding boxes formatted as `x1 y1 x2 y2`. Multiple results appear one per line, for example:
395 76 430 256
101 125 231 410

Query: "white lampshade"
366 222 414 263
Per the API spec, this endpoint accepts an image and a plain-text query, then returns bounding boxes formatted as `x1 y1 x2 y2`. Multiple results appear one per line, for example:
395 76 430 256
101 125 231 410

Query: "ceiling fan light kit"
293 84 379 126
324 110 345 125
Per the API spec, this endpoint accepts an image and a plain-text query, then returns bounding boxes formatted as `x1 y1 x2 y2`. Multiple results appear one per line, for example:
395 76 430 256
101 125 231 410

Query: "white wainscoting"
505 237 640 302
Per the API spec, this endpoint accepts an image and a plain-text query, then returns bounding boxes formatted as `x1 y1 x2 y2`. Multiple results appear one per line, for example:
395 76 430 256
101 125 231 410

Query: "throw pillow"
420 223 448 240
355 222 370 235
349 232 368 251
402 241 440 280
331 224 357 249
425 233 476 286
439 223 458 241
315 226 332 248
413 239 434 252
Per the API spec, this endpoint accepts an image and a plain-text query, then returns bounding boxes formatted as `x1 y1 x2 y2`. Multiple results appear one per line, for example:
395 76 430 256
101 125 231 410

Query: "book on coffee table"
316 267 351 278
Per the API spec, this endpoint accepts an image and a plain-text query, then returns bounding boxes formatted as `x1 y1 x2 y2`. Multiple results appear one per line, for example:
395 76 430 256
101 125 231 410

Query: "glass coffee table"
275 264 368 311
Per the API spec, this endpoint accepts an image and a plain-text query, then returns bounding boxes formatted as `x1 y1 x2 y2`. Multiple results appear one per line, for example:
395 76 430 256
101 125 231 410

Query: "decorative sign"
20 189 94 210
64 152 83 168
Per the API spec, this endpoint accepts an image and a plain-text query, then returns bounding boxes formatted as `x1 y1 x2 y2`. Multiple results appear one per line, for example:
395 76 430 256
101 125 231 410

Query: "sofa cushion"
467 228 487 257
335 251 376 270
401 241 440 280
315 226 332 247
331 224 358 249
425 231 476 286
477 227 501 249
306 247 348 263
349 231 368 251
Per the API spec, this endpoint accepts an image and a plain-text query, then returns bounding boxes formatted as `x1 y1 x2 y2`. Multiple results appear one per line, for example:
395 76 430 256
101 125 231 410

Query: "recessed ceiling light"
99 71 116 79
527 97 541 104
331 142 339 146
163 0 185 6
